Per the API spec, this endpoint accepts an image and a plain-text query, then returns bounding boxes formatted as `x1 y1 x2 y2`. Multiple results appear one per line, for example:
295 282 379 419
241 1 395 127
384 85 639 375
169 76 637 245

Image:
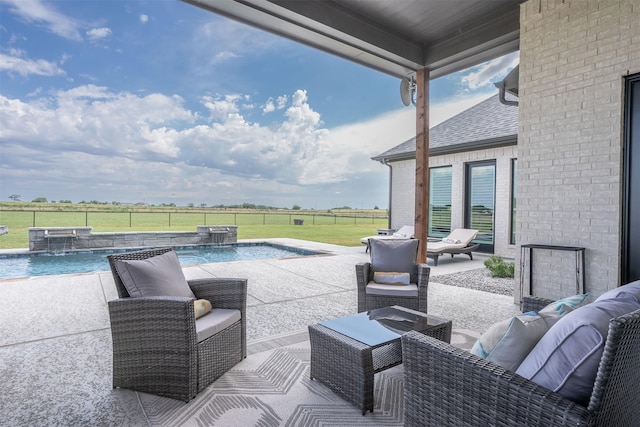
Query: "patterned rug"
139 328 479 426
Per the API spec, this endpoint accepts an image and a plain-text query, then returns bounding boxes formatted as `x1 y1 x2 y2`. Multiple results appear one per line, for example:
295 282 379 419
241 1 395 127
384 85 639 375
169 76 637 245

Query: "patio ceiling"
182 0 525 79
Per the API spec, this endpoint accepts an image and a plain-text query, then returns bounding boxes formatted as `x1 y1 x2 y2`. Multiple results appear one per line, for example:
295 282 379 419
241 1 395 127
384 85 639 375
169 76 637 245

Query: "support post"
414 68 430 263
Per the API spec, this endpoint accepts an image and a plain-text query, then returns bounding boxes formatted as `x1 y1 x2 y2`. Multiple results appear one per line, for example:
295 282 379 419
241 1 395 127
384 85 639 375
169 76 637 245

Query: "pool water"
0 244 319 280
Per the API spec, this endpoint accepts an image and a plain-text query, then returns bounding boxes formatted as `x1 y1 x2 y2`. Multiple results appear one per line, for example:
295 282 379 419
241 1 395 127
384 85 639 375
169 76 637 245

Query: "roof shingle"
372 94 518 161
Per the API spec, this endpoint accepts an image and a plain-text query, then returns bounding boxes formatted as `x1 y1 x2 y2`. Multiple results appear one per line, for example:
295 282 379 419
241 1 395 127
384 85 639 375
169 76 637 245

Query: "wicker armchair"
107 248 247 402
401 296 640 427
356 239 429 313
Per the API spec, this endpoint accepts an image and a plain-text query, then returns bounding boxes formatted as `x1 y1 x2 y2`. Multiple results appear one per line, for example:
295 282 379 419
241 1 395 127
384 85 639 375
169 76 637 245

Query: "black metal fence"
0 209 388 228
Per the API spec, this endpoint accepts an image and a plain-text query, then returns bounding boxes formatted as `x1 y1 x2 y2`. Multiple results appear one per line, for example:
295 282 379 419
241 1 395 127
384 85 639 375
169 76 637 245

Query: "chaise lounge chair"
360 225 414 253
427 228 479 266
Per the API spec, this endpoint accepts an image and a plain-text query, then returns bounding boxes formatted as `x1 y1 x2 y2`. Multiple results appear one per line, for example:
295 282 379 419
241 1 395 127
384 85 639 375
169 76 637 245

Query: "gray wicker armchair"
107 248 247 402
356 262 430 312
401 296 640 427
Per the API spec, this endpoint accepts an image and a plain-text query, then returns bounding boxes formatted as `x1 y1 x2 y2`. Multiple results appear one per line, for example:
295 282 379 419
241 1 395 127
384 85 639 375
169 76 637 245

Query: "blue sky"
0 0 519 209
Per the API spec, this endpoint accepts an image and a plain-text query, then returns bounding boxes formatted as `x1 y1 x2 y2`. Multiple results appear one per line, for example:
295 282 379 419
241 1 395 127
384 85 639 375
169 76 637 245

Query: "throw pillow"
516 294 640 404
369 239 419 283
538 293 591 316
470 293 590 371
594 280 640 303
115 250 196 299
194 299 212 319
373 272 410 285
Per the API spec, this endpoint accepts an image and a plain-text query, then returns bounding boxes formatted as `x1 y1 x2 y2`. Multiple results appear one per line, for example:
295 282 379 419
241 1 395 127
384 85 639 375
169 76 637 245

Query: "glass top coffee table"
308 306 452 415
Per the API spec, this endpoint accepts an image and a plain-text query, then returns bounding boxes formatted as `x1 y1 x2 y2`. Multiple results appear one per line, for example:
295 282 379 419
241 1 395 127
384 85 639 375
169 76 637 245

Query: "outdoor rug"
138 328 479 426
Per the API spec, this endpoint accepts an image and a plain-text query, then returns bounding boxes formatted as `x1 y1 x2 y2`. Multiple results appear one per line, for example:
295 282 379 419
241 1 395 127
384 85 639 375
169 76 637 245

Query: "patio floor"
0 238 520 425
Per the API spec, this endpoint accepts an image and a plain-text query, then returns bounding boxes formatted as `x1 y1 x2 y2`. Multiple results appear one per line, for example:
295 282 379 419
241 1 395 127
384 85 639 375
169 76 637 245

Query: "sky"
0 0 519 210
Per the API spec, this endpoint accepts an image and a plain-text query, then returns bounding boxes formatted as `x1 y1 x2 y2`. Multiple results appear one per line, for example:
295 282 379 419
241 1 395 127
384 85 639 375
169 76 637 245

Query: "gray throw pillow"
369 239 419 283
115 250 196 299
515 294 640 404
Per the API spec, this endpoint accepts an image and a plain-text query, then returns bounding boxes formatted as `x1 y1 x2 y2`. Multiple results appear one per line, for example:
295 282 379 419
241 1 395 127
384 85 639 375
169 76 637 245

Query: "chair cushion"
114 250 196 299
196 308 241 342
194 299 212 319
370 239 419 283
366 282 418 297
373 272 410 285
470 293 589 371
516 294 640 404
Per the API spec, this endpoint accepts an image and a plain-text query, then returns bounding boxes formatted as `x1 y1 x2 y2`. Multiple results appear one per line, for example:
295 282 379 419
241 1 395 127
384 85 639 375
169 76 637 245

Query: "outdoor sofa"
402 283 640 426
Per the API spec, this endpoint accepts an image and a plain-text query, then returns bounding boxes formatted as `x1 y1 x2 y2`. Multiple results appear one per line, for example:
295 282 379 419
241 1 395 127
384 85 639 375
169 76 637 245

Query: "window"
510 159 517 245
429 166 452 238
465 161 496 252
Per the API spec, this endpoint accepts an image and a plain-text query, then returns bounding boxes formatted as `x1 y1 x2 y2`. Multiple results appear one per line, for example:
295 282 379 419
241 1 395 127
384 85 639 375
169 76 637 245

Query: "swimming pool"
0 243 320 280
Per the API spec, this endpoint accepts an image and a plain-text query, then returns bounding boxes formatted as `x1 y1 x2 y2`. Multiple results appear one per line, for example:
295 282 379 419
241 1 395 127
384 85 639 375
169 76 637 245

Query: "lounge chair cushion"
427 228 478 254
369 239 419 283
360 226 414 245
194 299 213 319
516 293 640 404
114 250 196 299
196 308 241 342
470 293 590 371
391 226 414 237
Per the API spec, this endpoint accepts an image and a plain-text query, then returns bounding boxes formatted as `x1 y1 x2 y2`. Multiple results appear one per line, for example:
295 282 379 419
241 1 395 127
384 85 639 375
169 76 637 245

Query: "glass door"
623 73 640 283
465 161 496 253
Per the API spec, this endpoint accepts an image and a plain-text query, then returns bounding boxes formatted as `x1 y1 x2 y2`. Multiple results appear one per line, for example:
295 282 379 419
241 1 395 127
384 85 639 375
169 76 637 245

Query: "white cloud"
0 0 82 40
86 27 112 41
461 51 520 90
276 95 287 109
213 51 238 63
0 53 65 77
139 14 149 24
0 81 496 208
262 100 275 113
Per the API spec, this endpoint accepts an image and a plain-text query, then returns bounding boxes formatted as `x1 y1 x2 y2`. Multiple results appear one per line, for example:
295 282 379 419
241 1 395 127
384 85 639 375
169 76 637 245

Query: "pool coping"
0 238 351 280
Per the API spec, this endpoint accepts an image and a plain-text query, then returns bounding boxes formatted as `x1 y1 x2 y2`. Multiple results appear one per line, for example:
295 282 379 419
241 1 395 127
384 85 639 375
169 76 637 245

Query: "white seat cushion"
366 282 418 297
196 308 241 342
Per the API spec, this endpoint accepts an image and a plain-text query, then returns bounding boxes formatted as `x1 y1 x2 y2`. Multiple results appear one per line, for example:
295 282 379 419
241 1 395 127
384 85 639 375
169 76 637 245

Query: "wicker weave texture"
107 248 247 402
356 262 430 313
402 307 640 426
309 311 451 415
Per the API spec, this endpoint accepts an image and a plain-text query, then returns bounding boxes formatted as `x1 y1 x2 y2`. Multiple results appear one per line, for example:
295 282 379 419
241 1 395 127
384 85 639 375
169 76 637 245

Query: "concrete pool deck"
0 238 520 425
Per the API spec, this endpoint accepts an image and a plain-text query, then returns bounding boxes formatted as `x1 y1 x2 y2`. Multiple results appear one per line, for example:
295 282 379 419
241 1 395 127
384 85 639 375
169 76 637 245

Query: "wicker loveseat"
107 248 247 402
401 295 640 426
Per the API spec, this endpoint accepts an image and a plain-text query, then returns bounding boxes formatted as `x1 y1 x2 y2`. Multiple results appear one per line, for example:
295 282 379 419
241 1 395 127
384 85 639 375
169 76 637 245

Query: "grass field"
0 204 388 249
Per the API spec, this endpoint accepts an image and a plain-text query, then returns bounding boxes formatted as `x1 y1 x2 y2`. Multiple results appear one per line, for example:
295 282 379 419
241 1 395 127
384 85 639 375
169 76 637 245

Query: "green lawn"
0 208 388 249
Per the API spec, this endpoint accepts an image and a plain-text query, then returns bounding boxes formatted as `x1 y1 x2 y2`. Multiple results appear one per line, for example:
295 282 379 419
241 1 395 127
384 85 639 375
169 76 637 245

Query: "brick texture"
390 145 517 258
518 0 640 300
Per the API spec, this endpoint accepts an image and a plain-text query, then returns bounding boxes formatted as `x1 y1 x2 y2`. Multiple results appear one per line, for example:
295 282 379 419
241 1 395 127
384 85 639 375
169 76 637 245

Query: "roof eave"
372 135 517 162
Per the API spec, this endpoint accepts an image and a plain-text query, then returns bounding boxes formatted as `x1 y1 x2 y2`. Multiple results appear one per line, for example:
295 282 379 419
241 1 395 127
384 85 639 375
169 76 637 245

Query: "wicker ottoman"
309 305 452 414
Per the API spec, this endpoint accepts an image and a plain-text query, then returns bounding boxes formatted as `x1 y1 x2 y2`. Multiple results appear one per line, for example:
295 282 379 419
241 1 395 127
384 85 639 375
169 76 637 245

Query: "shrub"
484 255 515 278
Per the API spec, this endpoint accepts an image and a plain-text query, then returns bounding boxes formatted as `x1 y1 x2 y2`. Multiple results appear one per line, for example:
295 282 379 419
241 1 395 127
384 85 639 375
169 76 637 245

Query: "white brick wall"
518 0 640 301
390 145 517 258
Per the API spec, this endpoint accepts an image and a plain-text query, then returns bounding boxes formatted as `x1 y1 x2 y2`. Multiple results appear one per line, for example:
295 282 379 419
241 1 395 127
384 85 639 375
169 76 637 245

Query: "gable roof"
372 94 518 162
